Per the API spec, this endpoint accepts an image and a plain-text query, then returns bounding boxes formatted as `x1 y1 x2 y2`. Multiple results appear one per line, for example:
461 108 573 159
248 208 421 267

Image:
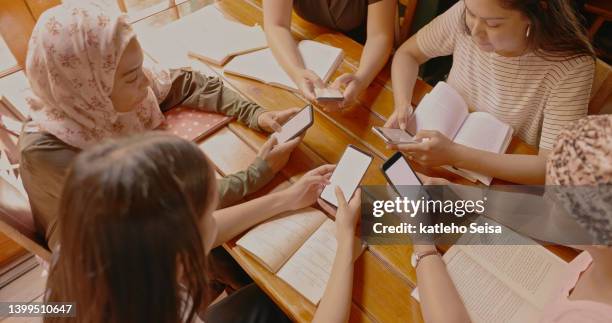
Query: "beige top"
416 2 595 150
19 69 275 248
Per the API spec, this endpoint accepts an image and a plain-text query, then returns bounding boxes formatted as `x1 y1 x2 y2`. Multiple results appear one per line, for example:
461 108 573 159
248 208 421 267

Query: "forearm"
416 252 471 323
312 239 355 323
212 191 289 247
355 34 393 89
265 25 305 81
453 145 547 184
391 51 420 109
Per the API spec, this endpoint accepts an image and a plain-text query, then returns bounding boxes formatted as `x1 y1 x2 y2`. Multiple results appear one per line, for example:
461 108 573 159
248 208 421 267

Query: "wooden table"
134 1 577 322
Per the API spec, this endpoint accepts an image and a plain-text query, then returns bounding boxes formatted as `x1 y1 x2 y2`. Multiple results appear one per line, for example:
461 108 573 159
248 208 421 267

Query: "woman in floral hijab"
20 0 301 249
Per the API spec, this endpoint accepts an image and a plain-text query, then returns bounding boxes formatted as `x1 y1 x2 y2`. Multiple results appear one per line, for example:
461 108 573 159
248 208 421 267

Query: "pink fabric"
541 252 612 323
25 1 171 149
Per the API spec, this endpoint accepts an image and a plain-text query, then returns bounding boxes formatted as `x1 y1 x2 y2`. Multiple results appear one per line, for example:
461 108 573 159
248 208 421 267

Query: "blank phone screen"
385 156 421 187
320 146 372 207
273 106 313 144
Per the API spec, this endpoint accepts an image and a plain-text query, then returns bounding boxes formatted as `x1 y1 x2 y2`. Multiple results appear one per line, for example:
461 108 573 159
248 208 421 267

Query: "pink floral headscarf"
25 1 171 149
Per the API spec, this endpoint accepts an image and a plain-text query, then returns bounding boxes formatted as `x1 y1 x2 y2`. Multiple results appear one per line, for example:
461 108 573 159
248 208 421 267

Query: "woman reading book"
386 0 596 184
263 0 395 109
19 1 301 249
45 133 362 323
413 115 612 323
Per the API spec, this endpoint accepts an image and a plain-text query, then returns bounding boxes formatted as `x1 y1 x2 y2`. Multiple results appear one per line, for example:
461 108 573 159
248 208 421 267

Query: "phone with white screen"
381 152 424 199
320 145 373 208
372 127 415 144
272 105 314 144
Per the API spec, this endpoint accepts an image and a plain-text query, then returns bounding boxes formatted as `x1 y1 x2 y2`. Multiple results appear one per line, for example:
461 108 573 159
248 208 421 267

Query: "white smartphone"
315 88 344 102
320 145 373 208
372 126 415 144
272 105 314 144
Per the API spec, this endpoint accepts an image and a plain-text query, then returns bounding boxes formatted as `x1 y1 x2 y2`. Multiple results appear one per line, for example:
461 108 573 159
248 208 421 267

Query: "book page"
236 208 327 273
454 112 512 153
189 24 266 65
443 247 540 323
224 40 343 91
406 82 469 138
459 243 566 309
277 219 337 305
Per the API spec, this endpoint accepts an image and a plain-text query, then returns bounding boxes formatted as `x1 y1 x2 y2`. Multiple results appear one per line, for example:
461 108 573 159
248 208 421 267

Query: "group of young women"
16 0 610 322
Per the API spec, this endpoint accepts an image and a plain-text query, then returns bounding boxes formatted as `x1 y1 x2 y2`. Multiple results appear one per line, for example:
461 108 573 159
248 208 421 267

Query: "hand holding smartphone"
315 88 344 102
271 105 314 144
372 127 415 145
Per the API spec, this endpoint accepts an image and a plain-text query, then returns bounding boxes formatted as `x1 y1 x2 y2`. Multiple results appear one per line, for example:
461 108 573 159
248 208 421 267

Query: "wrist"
395 101 412 112
271 190 293 213
450 143 469 168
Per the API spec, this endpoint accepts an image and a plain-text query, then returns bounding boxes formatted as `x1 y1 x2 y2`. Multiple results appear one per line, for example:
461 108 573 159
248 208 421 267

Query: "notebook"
407 82 514 185
161 107 231 142
236 207 341 305
223 40 344 92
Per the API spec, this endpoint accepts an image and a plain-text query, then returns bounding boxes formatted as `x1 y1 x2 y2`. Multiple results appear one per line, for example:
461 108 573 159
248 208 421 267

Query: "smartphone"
320 145 373 208
272 105 314 144
381 152 422 186
372 127 415 144
315 88 344 102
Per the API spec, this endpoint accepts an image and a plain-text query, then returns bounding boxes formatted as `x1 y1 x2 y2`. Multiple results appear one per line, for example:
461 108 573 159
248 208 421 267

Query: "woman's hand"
416 172 452 185
334 187 361 248
281 165 335 211
324 73 366 110
257 135 302 173
293 68 325 101
257 107 301 133
384 104 414 131
388 130 459 167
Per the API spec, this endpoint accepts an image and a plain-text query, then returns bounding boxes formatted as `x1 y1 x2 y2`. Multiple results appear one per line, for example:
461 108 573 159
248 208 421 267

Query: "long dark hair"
464 0 596 59
45 133 216 323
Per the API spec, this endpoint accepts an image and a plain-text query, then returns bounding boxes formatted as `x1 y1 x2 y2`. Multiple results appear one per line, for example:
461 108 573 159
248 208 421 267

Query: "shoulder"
542 54 595 83
19 131 79 172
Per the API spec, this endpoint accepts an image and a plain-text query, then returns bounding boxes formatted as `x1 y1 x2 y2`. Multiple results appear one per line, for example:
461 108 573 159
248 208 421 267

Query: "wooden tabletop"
134 1 577 322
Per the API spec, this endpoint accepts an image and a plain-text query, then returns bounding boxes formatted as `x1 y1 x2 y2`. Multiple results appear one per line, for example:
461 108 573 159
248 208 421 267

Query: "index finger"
396 142 428 152
334 186 348 207
308 164 336 176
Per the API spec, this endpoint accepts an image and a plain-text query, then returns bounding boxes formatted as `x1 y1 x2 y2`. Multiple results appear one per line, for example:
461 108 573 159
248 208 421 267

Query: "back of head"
546 115 612 245
46 132 216 323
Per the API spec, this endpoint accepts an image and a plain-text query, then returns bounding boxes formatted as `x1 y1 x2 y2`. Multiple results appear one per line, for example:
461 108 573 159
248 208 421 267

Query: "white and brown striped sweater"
415 2 594 150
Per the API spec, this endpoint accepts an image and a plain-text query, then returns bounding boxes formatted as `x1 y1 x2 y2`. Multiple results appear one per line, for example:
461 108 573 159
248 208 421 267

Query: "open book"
407 82 513 185
412 225 567 323
138 5 266 67
0 72 33 122
224 40 344 92
187 22 266 66
236 207 338 305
